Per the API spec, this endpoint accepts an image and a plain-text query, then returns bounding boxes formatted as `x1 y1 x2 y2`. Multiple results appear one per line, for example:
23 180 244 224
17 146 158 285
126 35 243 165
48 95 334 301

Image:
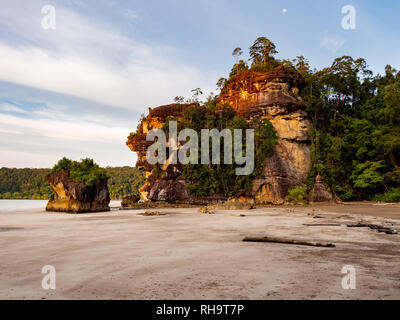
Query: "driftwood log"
243 236 335 248
347 223 398 235
303 223 341 227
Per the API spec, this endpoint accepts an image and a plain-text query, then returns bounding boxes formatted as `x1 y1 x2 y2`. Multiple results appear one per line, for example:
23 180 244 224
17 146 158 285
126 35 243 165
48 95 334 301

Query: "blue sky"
0 0 399 168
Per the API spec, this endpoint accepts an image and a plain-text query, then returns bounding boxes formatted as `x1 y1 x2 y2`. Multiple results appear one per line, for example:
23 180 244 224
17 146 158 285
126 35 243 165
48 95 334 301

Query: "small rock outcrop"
121 194 140 207
45 171 110 213
310 174 334 203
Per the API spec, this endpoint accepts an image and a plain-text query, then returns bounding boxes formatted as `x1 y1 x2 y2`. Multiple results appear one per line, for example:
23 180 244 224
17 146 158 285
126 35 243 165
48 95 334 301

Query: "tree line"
0 166 145 200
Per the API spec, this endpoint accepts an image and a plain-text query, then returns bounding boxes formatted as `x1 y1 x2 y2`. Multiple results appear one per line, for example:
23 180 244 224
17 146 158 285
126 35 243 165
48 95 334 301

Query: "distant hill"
0 167 145 200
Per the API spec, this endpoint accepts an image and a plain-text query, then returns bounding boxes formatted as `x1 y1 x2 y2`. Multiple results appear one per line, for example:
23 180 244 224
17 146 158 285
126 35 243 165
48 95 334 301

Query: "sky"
0 0 399 168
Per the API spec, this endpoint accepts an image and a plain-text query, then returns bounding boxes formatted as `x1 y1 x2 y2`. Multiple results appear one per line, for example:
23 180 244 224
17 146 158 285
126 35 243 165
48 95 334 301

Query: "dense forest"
0 166 145 200
174 37 400 202
295 50 400 202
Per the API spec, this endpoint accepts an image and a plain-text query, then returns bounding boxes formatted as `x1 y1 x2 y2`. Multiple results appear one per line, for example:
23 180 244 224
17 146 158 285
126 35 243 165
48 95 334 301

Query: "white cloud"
0 102 29 114
321 32 346 53
0 113 130 144
0 107 138 167
0 1 215 111
0 128 24 135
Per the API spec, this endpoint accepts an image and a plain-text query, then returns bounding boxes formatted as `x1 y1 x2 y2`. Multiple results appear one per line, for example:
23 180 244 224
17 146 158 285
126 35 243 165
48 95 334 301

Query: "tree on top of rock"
232 47 243 65
191 88 203 102
249 37 278 72
293 56 311 78
50 157 108 187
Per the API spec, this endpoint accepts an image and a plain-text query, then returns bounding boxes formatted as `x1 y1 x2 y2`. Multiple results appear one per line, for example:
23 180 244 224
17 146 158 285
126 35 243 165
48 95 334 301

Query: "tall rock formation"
127 103 193 203
127 66 312 205
218 66 311 204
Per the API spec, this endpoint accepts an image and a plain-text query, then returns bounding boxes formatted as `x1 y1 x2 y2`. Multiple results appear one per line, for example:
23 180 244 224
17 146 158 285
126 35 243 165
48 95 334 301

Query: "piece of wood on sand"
303 223 341 227
347 223 398 235
243 236 335 248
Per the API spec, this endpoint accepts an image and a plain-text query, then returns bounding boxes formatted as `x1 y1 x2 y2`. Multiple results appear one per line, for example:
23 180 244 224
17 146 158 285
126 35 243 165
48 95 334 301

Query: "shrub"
334 185 355 201
51 157 72 172
374 188 400 202
287 186 308 204
51 158 108 187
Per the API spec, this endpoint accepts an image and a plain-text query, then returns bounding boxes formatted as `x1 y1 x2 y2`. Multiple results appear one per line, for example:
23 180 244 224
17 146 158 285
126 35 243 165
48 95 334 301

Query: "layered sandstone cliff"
127 103 193 203
218 66 311 204
45 171 110 213
127 66 317 205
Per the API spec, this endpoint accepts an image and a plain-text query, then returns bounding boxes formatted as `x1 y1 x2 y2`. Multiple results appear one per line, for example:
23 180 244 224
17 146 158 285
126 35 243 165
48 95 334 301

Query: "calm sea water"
0 200 122 212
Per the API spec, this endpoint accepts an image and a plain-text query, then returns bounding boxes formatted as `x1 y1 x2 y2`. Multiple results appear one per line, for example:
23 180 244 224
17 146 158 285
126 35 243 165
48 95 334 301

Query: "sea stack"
45 170 110 213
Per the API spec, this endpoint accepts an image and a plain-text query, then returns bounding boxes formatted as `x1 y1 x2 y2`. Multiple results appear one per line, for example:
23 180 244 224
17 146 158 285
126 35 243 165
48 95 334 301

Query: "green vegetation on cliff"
299 57 400 202
0 165 145 200
239 37 400 202
172 101 278 197
51 158 108 187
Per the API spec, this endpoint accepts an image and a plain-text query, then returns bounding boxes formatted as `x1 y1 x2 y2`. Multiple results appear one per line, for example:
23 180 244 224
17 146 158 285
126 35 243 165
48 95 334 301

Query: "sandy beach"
1 202 399 300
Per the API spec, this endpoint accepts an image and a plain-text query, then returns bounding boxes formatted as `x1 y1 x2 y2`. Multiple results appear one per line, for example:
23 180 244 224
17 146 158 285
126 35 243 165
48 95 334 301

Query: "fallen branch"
347 223 398 235
243 236 335 248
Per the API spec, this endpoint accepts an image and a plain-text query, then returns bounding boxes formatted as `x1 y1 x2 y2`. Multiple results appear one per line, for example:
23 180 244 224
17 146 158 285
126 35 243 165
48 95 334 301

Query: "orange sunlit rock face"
126 103 197 202
218 66 305 117
218 67 312 204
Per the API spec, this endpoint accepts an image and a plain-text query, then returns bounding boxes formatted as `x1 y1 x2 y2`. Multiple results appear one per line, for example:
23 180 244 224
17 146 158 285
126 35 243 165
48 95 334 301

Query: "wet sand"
1 202 399 300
